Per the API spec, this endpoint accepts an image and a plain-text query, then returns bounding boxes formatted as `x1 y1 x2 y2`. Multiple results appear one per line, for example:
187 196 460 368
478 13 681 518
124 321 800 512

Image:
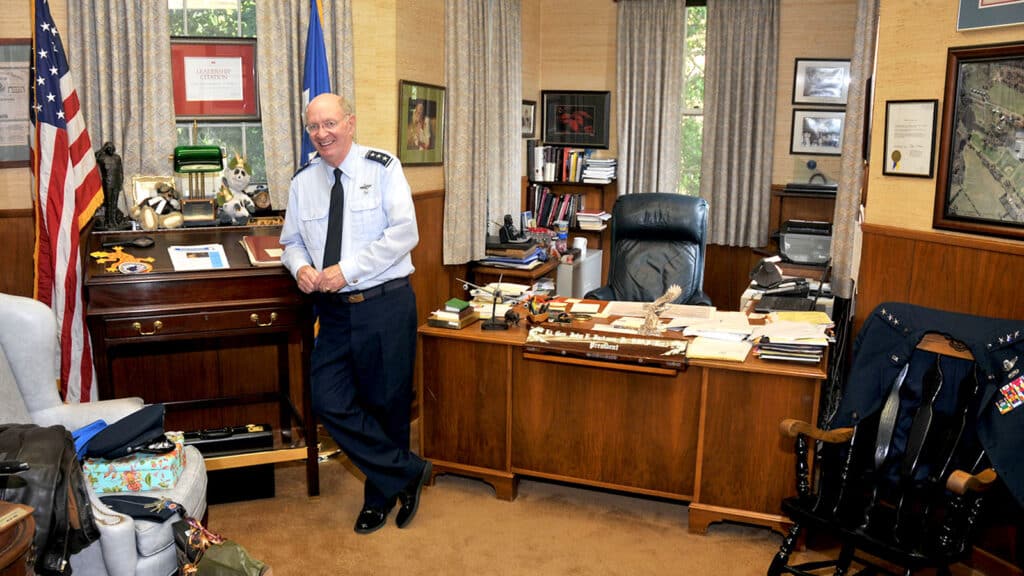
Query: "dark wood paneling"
703 244 763 310
0 209 35 297
857 224 1024 330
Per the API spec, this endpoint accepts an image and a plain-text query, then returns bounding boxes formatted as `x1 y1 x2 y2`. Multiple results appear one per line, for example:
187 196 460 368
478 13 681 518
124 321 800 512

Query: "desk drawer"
104 308 296 339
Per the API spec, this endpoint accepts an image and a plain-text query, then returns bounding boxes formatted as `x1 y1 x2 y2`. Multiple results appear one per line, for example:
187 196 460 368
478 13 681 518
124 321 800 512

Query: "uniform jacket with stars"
833 302 1024 506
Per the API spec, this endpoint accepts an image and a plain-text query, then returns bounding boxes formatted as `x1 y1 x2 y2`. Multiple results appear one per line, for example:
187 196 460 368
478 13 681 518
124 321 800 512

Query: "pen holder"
527 312 549 325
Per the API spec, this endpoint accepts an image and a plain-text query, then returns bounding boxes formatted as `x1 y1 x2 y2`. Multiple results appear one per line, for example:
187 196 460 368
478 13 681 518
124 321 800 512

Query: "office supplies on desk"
755 262 831 314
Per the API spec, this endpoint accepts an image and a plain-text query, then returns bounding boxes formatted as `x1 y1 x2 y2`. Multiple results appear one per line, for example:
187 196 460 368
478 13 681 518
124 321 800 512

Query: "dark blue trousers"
311 280 422 509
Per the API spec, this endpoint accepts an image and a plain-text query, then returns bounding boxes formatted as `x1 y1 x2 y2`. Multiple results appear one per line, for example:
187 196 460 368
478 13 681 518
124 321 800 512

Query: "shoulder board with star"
364 149 393 167
292 155 319 179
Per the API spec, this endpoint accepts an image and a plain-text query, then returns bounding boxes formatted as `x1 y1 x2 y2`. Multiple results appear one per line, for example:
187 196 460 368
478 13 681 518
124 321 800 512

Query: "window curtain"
832 0 878 301
257 1 354 211
616 0 686 196
444 0 522 265
67 1 176 215
699 0 778 247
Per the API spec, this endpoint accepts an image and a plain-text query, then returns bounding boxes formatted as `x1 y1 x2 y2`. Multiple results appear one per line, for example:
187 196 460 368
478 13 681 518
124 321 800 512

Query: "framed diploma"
0 39 31 168
171 38 259 120
882 100 937 178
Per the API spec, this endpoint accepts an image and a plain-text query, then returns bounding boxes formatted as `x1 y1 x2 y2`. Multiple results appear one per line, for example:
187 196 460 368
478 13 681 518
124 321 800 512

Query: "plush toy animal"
130 182 183 230
217 154 255 225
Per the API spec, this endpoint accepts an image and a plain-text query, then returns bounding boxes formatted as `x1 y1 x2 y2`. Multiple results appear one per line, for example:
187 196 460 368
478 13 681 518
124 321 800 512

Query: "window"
169 0 266 183
679 5 706 196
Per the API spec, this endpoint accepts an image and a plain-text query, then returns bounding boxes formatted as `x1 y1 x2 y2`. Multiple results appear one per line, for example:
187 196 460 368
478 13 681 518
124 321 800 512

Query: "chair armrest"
32 397 145 430
85 485 139 576
779 418 854 443
946 468 998 495
585 285 615 301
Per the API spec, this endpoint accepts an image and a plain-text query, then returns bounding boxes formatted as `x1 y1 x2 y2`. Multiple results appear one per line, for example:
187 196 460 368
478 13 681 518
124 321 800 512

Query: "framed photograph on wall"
790 109 846 156
792 59 851 106
882 100 938 178
958 0 1024 31
541 90 611 148
171 38 260 120
0 38 31 168
398 80 445 166
522 100 536 138
934 42 1024 240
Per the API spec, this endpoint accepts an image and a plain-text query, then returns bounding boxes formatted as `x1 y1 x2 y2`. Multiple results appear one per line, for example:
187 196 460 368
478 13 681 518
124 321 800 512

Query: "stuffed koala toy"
217 154 256 225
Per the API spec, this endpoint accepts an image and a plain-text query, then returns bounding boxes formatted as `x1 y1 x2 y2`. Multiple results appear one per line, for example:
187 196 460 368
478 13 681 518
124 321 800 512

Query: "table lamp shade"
173 145 224 173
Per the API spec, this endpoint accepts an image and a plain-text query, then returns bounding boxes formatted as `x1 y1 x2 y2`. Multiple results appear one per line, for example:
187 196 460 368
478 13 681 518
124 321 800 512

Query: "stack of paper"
754 320 830 363
686 336 752 362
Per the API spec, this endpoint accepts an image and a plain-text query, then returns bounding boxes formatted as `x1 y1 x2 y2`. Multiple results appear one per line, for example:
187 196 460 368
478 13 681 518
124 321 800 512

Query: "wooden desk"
84 226 319 496
417 320 825 535
0 502 33 576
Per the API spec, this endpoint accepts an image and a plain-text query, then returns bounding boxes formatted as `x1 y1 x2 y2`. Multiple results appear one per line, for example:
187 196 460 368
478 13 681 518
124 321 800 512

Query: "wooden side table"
0 502 34 576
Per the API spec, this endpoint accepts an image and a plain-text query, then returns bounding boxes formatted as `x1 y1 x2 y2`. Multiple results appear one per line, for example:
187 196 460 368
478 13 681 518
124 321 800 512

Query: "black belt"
321 277 409 304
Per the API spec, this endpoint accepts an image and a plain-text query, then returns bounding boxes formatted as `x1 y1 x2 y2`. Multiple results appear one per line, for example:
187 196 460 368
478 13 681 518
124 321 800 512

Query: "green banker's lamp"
173 144 223 225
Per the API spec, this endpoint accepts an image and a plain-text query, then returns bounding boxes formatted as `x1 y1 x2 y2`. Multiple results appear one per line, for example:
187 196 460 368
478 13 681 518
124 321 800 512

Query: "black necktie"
322 168 344 268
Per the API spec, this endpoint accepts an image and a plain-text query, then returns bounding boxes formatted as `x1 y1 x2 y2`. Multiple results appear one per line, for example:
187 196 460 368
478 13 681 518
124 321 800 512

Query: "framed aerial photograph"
934 42 1024 240
882 100 938 178
541 90 611 148
790 109 846 156
958 0 1024 31
171 38 260 120
398 80 445 166
522 100 536 138
792 59 851 106
0 39 31 168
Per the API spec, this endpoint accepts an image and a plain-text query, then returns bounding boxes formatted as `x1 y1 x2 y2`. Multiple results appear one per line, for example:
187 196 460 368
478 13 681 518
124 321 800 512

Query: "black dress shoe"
354 505 389 535
395 460 432 529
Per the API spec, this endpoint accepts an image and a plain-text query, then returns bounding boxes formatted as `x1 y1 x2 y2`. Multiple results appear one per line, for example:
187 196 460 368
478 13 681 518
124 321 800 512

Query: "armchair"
769 307 1005 576
584 193 711 306
0 292 207 576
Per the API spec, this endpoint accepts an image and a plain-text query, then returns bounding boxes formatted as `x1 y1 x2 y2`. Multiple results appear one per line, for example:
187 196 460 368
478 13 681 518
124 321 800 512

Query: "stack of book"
575 210 611 231
479 238 545 270
428 298 479 329
240 235 284 267
582 158 617 184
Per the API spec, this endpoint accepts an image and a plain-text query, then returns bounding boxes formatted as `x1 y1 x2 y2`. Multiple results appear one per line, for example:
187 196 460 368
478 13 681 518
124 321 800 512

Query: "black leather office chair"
585 193 711 306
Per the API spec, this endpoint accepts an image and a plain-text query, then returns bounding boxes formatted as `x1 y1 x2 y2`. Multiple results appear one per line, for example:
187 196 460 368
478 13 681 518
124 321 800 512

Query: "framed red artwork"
171 38 259 120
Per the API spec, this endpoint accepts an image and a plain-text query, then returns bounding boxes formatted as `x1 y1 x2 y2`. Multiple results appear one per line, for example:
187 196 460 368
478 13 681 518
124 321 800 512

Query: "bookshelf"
522 179 615 285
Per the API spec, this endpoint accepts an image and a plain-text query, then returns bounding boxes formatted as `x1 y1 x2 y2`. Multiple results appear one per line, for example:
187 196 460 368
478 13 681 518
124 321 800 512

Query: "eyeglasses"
304 119 340 134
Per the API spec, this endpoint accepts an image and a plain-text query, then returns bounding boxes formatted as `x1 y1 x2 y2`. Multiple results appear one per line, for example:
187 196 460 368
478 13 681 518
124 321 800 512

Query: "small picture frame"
792 59 851 106
129 175 175 208
790 109 846 156
882 100 937 178
522 100 536 138
398 80 445 166
541 90 611 148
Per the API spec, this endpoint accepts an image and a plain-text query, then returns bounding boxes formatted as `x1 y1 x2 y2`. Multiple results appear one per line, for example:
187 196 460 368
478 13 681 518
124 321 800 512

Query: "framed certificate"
882 100 937 178
0 39 31 168
171 38 259 120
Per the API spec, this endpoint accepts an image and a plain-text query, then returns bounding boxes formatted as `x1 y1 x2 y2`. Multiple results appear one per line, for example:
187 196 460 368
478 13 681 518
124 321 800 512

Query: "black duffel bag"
0 423 100 575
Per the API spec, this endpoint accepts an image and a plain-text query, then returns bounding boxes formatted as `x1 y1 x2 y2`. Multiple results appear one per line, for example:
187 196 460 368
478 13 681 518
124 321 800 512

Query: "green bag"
196 541 269 576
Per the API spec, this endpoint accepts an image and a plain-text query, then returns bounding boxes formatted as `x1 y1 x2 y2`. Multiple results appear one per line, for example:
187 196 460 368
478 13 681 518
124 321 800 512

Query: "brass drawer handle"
131 320 163 336
250 312 277 327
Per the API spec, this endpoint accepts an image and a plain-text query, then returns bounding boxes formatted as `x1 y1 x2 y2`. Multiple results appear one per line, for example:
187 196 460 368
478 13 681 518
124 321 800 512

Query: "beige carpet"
206 449 837 575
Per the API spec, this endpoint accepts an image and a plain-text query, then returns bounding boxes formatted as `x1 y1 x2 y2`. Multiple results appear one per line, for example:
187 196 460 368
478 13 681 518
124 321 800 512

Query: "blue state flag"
302 0 331 164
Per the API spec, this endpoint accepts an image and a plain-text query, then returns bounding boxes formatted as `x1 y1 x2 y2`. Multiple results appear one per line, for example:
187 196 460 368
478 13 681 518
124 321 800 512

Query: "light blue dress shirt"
280 143 419 291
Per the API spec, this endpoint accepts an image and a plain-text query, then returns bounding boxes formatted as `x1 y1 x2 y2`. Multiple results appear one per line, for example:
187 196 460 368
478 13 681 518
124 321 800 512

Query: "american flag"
31 0 102 402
